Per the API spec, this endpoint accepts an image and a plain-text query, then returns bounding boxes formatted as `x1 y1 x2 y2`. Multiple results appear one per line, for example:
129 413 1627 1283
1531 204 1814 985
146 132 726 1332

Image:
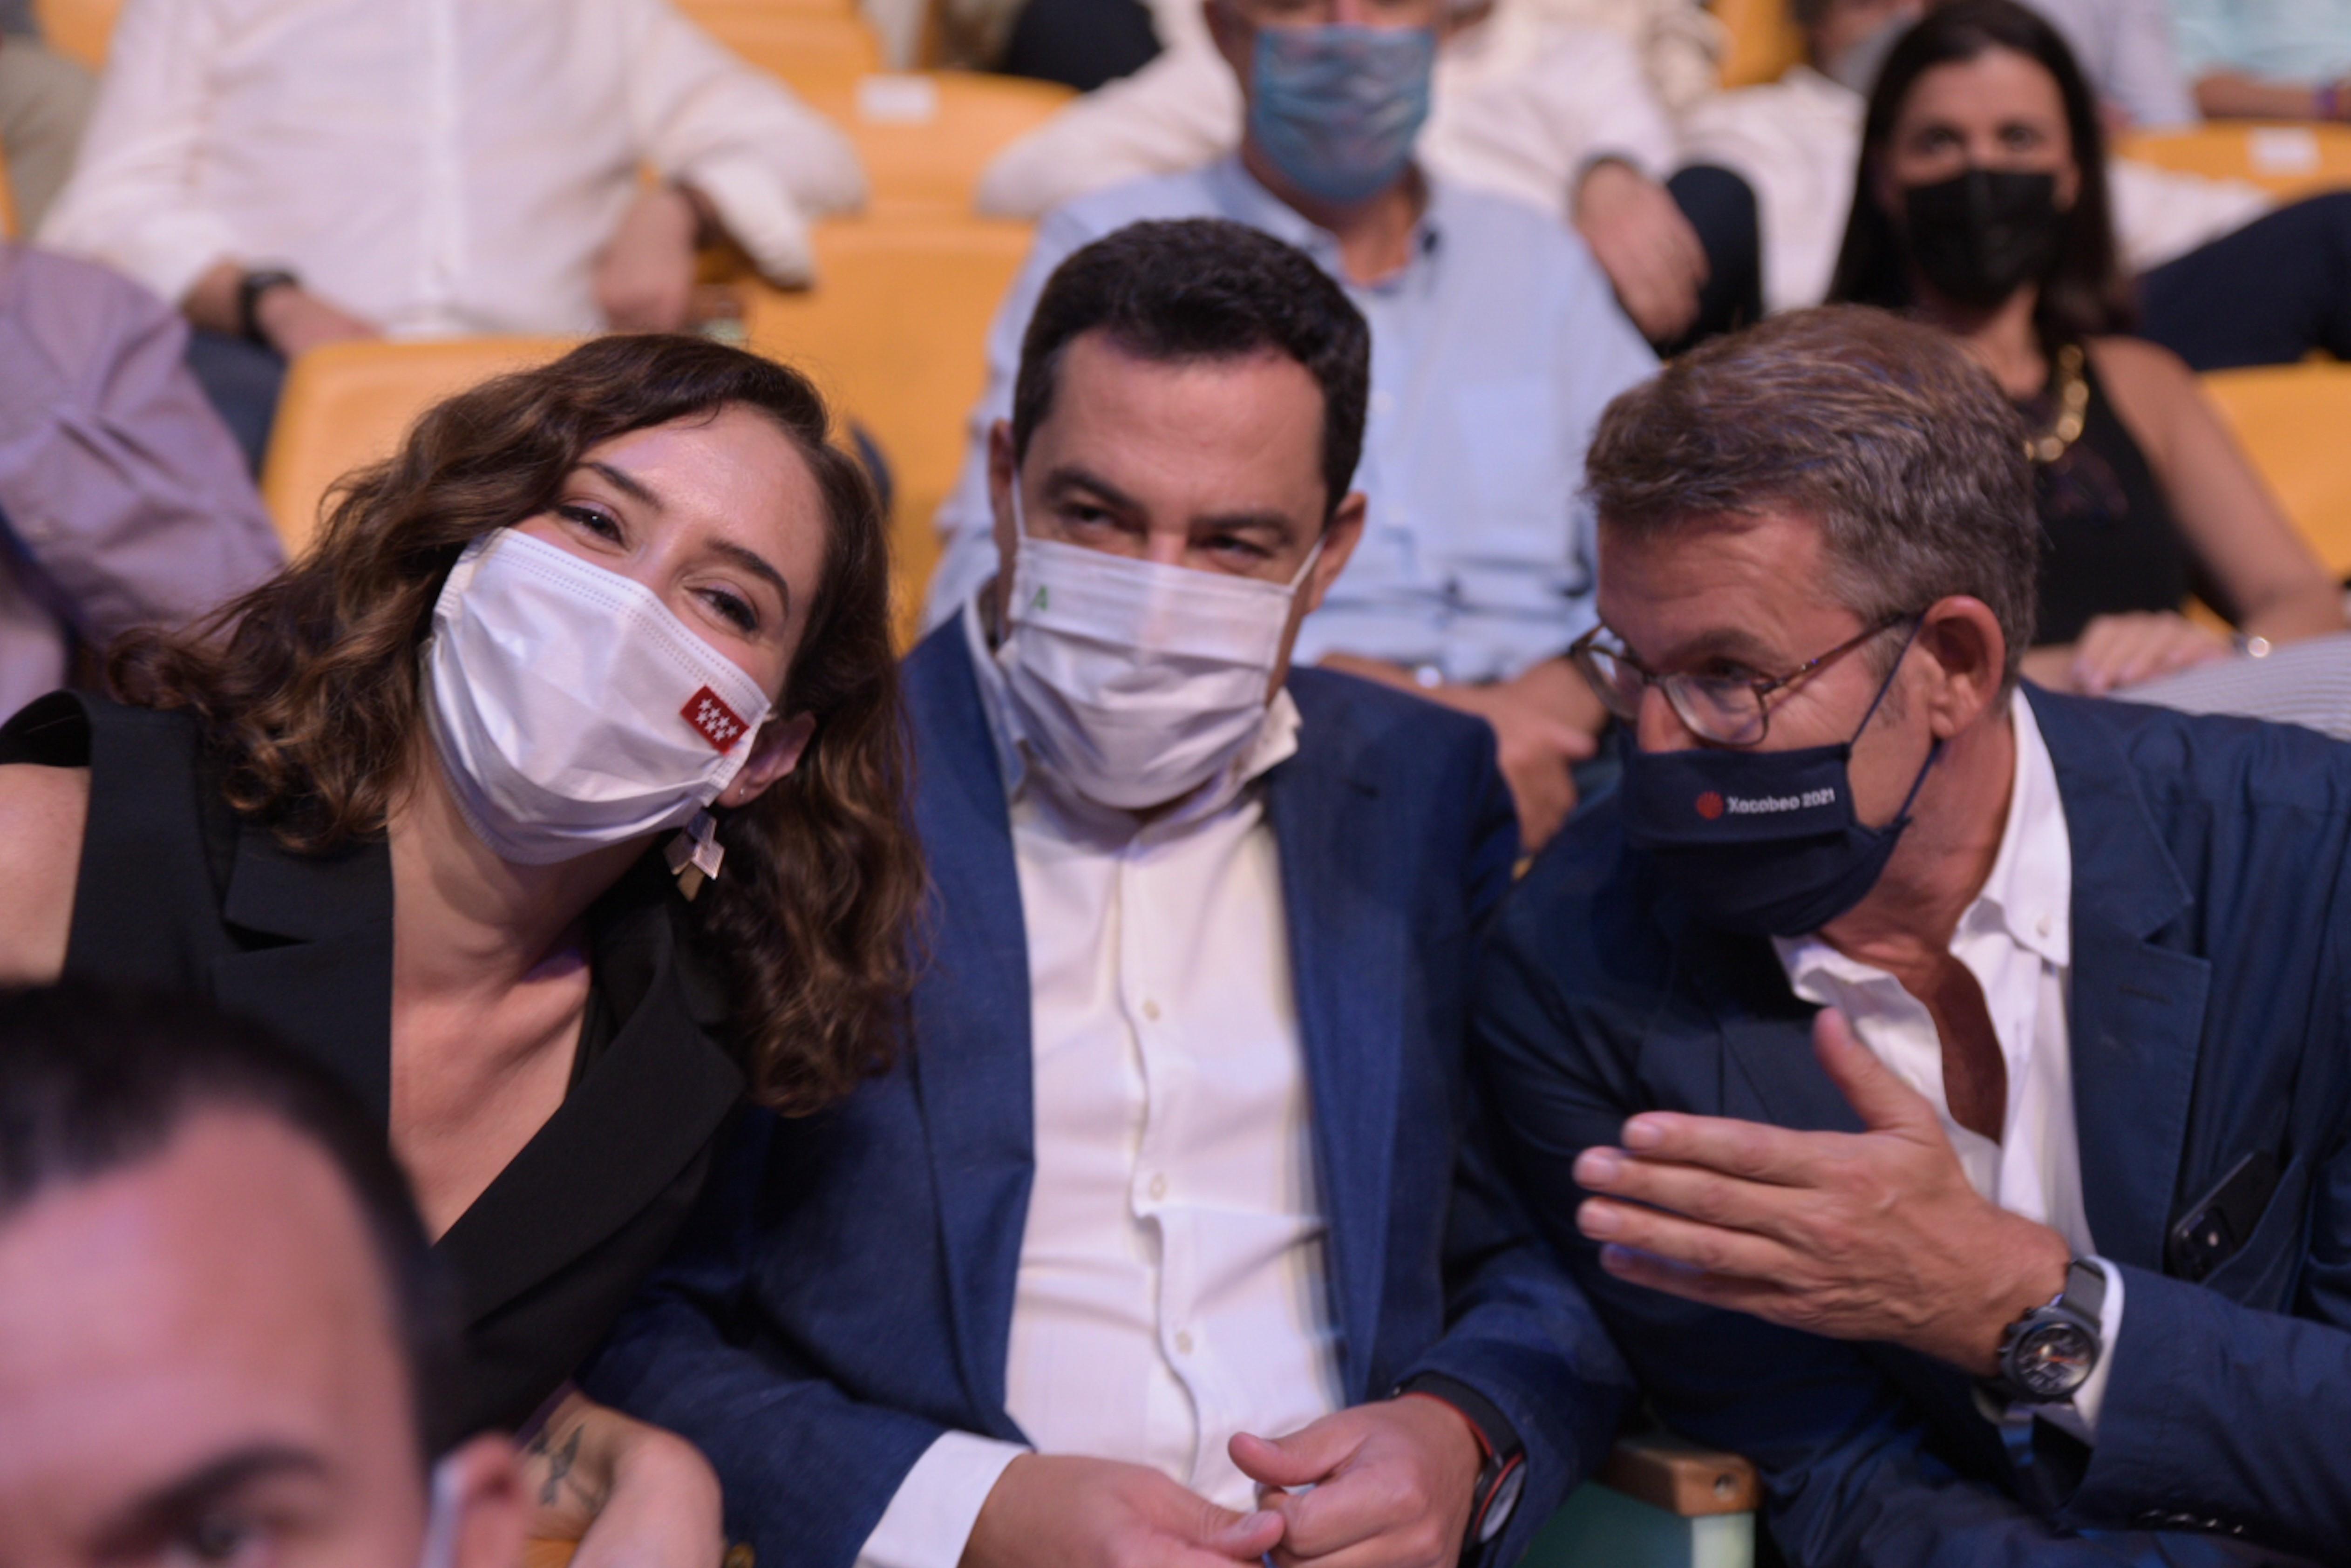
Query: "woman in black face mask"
1827 0 2345 697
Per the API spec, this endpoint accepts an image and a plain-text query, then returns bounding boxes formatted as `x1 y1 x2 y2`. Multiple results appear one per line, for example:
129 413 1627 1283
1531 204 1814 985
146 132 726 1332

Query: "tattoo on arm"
528 1425 585 1509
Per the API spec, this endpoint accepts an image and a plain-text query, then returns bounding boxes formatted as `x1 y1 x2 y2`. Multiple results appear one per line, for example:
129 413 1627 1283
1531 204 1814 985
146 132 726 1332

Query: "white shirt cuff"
676 152 823 287
2035 1256 2126 1445
852 1430 1031 1568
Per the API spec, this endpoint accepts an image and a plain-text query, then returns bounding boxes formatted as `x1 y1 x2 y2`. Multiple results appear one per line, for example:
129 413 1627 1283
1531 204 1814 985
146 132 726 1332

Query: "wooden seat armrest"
1598 1433 1761 1517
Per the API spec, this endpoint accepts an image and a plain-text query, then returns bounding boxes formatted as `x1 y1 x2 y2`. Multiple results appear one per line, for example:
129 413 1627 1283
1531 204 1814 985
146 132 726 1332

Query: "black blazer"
0 692 747 1438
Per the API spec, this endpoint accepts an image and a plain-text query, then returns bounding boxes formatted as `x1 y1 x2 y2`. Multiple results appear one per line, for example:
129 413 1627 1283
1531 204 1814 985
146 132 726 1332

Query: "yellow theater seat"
743 216 1034 645
1712 0 1802 90
2118 123 2351 201
796 71 1076 217
32 0 118 70
2202 363 2351 577
260 337 577 557
673 0 883 95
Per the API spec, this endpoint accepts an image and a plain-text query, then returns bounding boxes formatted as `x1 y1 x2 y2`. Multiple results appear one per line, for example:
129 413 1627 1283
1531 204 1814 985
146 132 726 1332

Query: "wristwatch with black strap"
236 266 302 346
1981 1257 2107 1411
1392 1372 1527 1562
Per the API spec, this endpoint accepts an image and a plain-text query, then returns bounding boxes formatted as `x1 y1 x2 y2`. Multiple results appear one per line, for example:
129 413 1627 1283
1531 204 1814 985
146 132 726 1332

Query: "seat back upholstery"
260 337 578 557
31 0 119 69
744 217 1033 645
2202 363 2351 577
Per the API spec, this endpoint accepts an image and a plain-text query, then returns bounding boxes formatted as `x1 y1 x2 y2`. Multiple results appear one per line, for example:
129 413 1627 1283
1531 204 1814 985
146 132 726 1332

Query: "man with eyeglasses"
1475 305 2351 1563
922 0 1658 852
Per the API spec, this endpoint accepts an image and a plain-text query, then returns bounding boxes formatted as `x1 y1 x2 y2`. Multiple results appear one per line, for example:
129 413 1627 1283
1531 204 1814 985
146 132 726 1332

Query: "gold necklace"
2027 343 2088 463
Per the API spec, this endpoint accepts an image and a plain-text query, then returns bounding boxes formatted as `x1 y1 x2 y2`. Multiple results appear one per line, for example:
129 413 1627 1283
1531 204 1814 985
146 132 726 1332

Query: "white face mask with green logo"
993 509 1321 812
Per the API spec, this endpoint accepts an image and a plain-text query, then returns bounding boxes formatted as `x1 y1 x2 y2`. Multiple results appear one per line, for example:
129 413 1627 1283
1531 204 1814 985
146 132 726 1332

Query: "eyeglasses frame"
1567 612 1925 749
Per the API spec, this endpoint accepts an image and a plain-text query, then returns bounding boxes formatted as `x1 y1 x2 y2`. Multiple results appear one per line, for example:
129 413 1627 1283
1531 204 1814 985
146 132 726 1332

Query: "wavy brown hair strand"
109 334 922 1111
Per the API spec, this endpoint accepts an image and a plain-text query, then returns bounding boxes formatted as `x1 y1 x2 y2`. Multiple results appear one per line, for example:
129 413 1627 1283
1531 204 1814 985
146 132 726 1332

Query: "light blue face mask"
1247 24 1435 206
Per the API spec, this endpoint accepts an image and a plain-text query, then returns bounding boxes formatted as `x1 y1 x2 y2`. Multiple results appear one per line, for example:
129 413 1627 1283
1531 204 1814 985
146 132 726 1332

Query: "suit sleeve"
1394 742 1634 1566
1468 879 2285 1568
0 256 282 644
2056 991 2351 1554
580 1111 950 1568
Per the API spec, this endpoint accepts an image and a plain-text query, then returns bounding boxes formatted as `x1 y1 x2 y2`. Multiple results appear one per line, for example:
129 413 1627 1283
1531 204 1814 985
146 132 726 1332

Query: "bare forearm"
2240 580 2350 644
182 260 245 337
2195 71 2346 120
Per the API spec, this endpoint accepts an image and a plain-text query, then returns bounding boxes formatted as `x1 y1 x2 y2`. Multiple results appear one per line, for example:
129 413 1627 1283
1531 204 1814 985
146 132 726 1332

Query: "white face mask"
422 529 775 866
994 519 1322 812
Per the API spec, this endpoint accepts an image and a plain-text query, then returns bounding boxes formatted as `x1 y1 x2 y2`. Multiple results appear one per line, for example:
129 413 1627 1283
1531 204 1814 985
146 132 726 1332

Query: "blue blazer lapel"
2031 689 2209 1272
1265 686 1402 1402
904 625 1036 1437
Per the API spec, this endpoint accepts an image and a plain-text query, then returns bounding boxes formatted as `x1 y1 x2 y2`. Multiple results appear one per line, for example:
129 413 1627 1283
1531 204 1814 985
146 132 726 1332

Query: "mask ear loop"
1842 616 1928 753
1284 532 1329 593
1845 616 1942 833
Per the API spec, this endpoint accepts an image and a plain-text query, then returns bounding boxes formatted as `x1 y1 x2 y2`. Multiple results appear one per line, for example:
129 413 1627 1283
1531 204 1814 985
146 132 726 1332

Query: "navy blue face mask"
1620 627 1939 937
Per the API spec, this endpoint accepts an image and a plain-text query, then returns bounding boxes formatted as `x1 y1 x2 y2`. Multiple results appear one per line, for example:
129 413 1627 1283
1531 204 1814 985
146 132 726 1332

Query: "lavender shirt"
0 243 282 725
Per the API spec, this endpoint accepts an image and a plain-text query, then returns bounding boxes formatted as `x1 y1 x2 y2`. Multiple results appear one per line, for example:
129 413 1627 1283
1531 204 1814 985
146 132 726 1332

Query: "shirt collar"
1971 686 2072 964
1203 155 1445 279
958 589 1303 827
1774 687 2072 996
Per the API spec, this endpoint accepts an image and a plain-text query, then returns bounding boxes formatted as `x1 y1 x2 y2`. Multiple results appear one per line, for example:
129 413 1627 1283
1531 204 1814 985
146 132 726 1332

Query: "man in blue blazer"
1476 306 2351 1566
584 218 1629 1568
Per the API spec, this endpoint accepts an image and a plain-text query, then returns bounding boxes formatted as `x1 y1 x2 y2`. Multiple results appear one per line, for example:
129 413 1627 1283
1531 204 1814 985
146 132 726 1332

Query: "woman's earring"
665 810 725 900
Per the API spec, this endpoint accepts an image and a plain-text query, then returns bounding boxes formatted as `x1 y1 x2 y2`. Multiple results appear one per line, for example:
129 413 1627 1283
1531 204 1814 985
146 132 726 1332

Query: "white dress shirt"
1773 692 2124 1439
1678 66 2270 314
975 7 1679 222
854 597 1344 1568
40 0 865 333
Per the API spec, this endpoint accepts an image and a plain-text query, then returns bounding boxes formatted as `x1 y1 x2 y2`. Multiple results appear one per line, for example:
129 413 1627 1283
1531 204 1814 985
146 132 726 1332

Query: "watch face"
1477 1463 1527 1544
2011 1320 2097 1400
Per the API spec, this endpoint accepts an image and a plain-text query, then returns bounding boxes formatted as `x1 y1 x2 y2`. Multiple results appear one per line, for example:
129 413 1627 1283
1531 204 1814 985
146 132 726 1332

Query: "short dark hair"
1010 219 1372 515
1828 0 2134 343
1584 305 2039 686
0 986 460 1459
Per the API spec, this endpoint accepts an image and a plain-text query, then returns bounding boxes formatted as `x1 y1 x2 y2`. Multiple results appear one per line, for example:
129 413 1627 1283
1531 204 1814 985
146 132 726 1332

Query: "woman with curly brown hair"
0 334 924 1566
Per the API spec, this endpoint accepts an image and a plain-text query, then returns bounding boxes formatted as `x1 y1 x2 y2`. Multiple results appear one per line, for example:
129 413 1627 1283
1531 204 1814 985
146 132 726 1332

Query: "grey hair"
1583 305 2039 688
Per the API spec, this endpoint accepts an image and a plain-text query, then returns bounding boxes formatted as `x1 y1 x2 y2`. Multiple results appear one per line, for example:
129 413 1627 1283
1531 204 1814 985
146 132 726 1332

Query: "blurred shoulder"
2086 333 2194 392
1046 164 1230 242
2038 685 2351 823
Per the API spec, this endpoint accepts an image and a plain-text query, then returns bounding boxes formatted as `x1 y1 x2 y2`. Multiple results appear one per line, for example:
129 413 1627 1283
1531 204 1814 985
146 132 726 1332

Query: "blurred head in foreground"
0 989 528 1568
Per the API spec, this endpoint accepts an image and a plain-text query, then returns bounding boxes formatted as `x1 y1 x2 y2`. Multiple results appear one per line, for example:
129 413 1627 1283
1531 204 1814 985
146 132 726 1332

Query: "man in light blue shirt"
2168 0 2351 117
924 0 1658 847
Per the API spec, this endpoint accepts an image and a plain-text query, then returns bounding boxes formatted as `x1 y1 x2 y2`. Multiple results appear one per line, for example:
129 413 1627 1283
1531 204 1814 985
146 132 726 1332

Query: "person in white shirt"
581 216 1631 1568
1479 304 2351 1562
37 0 865 467
974 0 1725 346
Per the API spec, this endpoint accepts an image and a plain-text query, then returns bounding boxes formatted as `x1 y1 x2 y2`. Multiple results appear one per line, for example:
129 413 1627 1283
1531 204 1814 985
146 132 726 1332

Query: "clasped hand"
1572 1011 2071 1376
963 1397 1481 1568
